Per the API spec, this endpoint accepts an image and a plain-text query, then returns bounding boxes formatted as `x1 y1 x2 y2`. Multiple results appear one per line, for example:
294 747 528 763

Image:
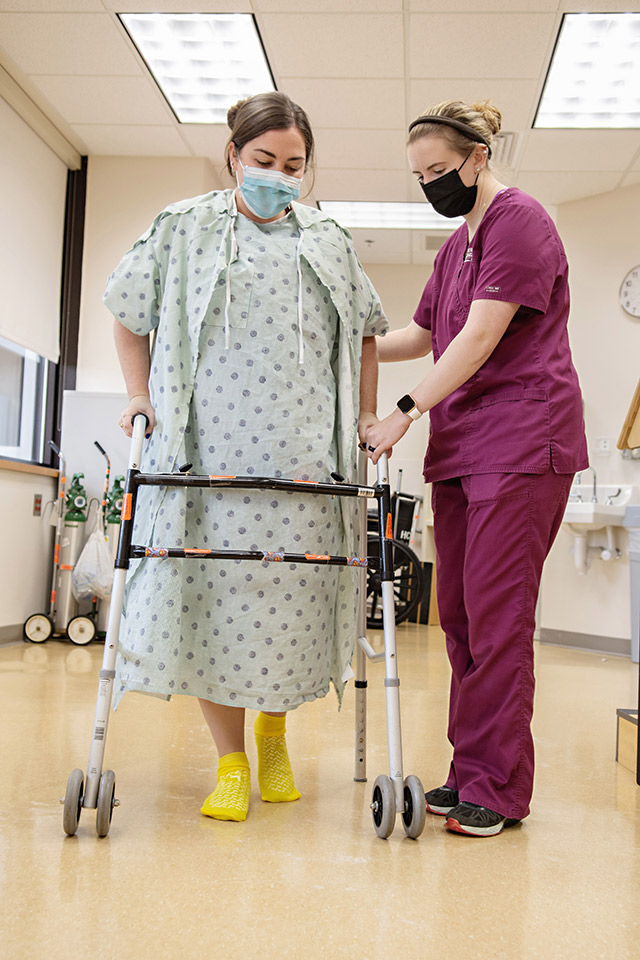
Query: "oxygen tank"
55 473 88 632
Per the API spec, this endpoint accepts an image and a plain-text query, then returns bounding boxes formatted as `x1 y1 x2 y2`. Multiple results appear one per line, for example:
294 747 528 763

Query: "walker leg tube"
83 567 127 808
376 454 404 810
354 450 369 782
354 630 367 782
381 580 404 810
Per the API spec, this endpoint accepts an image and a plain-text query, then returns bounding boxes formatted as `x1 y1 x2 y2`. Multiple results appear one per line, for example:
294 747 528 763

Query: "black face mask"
420 151 479 218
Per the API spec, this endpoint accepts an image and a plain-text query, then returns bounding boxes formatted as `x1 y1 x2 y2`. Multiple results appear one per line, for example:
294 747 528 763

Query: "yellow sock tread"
254 712 301 803
200 751 251 822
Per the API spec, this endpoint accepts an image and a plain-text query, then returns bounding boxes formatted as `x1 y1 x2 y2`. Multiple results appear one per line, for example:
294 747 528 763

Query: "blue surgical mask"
235 159 302 220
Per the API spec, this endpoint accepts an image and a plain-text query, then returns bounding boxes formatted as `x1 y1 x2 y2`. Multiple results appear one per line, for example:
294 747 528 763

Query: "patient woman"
104 91 386 822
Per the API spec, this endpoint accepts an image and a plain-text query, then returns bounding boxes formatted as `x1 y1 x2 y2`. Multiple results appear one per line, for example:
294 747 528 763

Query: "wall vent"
493 131 517 167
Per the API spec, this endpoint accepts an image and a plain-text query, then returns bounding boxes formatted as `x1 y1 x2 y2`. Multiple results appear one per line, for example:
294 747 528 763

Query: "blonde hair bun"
471 100 502 137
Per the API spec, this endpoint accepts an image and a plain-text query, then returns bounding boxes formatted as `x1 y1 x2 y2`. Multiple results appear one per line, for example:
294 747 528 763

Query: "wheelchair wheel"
366 536 425 629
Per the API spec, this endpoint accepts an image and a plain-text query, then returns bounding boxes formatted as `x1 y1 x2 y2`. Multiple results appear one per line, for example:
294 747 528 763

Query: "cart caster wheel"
62 768 84 836
402 775 426 839
66 616 96 646
371 774 396 839
24 613 54 643
96 770 116 838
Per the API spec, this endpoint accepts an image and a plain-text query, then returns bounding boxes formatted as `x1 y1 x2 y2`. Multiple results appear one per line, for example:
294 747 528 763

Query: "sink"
563 484 633 533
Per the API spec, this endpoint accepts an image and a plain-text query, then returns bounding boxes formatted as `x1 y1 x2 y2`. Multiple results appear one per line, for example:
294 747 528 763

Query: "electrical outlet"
33 494 42 516
594 437 611 455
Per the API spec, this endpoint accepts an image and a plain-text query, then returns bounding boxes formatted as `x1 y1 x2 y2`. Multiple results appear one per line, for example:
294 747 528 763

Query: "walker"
61 415 426 840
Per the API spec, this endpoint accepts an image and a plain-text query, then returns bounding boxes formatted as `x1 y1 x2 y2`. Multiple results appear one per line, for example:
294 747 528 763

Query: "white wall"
77 156 222 394
540 181 640 648
0 469 57 635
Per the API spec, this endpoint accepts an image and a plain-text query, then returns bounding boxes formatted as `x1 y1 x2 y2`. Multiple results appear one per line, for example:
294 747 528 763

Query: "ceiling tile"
71 123 192 156
0 1 103 9
620 171 640 189
178 125 233 168
102 0 252 9
281 79 405 130
409 13 558 79
520 130 640 173
0 13 140 75
559 0 640 11
409 78 540 131
409 0 558 9
34 76 172 125
313 129 408 171
314 167 409 202
256 0 402 8
347 227 411 265
261 13 405 79
515 170 621 205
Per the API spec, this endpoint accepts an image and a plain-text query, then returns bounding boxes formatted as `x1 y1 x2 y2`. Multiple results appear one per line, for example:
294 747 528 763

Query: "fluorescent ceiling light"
119 13 274 124
318 201 463 231
535 13 640 128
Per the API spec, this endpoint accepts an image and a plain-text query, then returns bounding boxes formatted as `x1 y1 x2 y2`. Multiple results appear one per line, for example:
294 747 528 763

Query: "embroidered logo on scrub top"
485 285 501 292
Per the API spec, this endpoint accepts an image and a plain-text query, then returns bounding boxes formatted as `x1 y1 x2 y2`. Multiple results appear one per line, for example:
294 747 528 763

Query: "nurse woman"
105 92 386 823
366 99 588 837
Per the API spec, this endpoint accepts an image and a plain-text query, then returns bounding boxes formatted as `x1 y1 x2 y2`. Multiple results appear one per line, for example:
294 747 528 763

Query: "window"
0 335 48 462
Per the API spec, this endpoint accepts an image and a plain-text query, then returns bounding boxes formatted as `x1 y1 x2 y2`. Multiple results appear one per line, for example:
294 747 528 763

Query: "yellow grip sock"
200 751 251 822
254 712 301 803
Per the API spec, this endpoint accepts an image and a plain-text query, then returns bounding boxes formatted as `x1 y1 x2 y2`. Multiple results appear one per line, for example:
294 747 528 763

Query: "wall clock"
620 264 640 318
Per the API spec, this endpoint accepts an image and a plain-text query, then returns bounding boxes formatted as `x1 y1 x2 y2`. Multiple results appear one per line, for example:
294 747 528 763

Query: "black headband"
408 115 492 158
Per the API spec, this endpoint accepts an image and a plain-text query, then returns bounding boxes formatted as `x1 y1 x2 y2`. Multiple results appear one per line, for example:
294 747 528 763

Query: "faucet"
576 466 597 502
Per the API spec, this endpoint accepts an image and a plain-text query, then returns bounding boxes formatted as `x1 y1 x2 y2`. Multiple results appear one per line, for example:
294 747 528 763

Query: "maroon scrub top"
413 188 588 482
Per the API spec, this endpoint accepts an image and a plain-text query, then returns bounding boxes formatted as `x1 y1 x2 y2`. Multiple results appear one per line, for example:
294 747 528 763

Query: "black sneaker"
445 801 521 837
425 785 459 816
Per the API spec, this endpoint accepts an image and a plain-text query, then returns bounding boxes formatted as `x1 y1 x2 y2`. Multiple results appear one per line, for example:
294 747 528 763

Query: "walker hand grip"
376 452 390 486
132 413 150 433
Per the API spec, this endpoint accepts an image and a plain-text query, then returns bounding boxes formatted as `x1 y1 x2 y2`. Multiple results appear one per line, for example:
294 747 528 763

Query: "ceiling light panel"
319 201 463 231
118 13 275 124
535 13 640 129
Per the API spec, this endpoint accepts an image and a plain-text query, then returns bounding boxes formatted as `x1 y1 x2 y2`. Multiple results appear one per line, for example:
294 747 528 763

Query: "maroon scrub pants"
432 468 573 821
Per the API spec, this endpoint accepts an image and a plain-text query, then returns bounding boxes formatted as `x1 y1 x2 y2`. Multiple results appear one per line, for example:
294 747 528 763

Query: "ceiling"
2 0 640 264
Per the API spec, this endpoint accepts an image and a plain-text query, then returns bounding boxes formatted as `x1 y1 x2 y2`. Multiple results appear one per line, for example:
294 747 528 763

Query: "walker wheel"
371 774 396 839
23 613 54 643
96 770 116 838
66 616 97 646
402 775 426 839
62 768 84 836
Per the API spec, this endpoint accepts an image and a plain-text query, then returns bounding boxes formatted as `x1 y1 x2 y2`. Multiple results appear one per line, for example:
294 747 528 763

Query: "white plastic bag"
72 504 114 600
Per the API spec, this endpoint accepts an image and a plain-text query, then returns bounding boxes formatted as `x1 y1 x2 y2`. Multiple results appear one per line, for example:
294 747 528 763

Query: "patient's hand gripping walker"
62 415 426 840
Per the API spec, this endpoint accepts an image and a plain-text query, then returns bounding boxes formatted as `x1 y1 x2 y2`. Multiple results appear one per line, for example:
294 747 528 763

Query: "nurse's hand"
119 394 156 439
365 408 411 464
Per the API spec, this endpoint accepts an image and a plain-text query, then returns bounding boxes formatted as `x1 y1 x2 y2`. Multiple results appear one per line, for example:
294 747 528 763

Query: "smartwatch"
397 393 423 421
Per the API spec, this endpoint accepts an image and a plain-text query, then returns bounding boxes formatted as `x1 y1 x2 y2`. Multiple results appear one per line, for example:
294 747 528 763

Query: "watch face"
397 394 415 414
620 265 640 318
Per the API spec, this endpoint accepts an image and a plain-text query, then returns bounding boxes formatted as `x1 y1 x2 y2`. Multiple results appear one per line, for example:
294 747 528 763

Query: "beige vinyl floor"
1 625 639 960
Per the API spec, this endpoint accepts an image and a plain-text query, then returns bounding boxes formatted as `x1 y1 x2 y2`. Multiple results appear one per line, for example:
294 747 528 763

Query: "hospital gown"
106 199 386 711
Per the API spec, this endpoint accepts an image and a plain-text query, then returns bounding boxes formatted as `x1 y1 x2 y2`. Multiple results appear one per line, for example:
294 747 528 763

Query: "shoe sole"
445 816 520 837
426 801 455 816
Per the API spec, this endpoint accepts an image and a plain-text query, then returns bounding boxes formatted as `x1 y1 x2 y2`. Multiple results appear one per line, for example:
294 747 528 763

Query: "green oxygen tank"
105 475 124 561
55 473 88 631
97 476 124 635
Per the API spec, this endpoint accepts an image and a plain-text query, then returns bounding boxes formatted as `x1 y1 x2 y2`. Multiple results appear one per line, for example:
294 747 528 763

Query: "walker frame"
62 415 425 840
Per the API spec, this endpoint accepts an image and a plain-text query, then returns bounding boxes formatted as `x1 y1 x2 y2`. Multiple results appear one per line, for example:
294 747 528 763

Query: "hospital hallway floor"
1 624 639 960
